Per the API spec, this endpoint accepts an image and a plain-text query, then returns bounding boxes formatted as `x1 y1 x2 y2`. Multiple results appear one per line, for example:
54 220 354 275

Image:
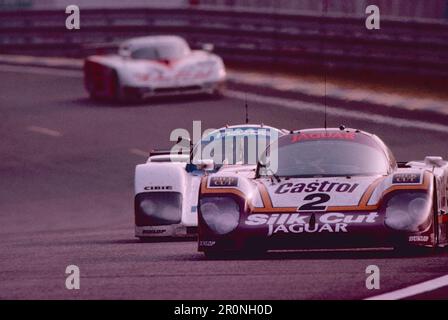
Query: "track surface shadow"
195 248 446 261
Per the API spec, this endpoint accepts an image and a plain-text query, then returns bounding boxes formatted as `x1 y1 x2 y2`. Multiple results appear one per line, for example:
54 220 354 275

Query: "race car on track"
84 35 226 102
198 127 448 257
134 124 286 239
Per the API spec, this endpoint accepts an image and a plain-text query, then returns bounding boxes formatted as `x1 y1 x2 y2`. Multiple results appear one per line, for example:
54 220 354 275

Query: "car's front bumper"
198 219 435 252
124 81 225 98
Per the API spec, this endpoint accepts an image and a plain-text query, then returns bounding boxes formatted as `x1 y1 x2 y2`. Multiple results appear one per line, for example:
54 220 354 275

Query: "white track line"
365 274 448 300
224 90 448 134
27 125 62 137
0 64 82 78
129 148 149 157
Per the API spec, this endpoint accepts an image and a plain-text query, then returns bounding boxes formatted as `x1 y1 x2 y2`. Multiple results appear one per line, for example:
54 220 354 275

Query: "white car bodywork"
134 124 285 238
84 35 226 101
135 154 200 237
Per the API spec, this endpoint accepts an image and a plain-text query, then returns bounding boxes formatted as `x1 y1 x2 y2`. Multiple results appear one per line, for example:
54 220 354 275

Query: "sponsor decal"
392 173 421 184
245 212 379 236
408 235 429 242
144 185 173 191
275 181 359 194
175 226 187 235
142 229 166 234
137 66 214 83
211 128 271 139
199 240 216 247
209 176 238 187
291 132 355 143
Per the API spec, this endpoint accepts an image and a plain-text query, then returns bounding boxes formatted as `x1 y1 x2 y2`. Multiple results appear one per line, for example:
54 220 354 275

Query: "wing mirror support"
201 43 214 53
196 159 215 171
119 47 131 60
424 156 445 168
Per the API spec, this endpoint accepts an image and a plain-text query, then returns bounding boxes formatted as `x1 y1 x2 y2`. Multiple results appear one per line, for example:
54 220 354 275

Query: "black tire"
88 89 102 101
108 70 121 102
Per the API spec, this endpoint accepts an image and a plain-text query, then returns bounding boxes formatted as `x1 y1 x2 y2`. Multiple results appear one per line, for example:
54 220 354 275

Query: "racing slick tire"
87 90 102 102
88 69 142 104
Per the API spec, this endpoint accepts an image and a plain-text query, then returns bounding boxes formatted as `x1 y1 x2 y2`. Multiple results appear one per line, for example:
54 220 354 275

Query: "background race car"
84 35 226 102
198 127 448 257
134 124 286 239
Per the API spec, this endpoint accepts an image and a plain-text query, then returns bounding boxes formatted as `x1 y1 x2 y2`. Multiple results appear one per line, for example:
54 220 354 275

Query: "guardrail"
0 8 447 78
200 0 448 21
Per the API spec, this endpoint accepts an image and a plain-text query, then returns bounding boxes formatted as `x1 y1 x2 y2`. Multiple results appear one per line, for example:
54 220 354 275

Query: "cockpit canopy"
119 36 191 61
259 129 395 178
193 126 283 166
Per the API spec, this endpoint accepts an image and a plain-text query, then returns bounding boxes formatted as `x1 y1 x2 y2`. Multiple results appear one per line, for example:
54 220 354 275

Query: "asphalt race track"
1 66 448 299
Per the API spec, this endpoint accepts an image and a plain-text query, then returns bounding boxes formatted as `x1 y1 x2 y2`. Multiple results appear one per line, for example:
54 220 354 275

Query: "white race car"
84 35 226 102
134 124 286 239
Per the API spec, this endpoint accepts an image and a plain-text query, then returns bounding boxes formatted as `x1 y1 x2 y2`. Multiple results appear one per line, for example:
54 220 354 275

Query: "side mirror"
201 43 214 53
196 159 215 171
424 156 445 168
119 47 131 59
185 163 198 173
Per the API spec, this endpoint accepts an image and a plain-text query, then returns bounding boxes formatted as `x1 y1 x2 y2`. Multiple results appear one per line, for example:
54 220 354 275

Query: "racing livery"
134 124 285 239
198 128 448 256
84 35 226 101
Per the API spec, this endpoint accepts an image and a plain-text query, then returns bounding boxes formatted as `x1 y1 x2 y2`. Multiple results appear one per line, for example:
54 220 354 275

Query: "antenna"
245 93 249 124
323 0 328 133
324 72 327 131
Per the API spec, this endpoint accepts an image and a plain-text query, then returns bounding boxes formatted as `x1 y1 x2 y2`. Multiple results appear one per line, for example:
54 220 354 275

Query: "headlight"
135 192 182 226
384 192 432 232
200 197 240 235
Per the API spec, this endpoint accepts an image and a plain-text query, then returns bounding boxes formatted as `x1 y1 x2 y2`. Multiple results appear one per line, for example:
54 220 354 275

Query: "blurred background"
1 0 447 83
1 0 448 20
1 1 448 300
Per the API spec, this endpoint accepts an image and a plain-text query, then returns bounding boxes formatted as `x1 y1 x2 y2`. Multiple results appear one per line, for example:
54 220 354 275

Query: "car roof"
197 124 285 145
206 124 284 135
293 127 372 136
120 35 187 49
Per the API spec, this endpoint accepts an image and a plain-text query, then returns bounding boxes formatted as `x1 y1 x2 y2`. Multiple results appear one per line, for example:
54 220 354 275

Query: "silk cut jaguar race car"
134 124 285 239
198 127 448 257
84 35 226 102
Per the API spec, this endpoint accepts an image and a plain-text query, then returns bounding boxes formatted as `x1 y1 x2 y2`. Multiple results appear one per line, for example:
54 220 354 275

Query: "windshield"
193 128 279 166
261 133 390 178
130 40 190 61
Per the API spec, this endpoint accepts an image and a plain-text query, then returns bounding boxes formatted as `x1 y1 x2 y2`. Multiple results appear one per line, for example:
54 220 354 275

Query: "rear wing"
149 149 172 157
148 149 190 163
397 161 411 168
